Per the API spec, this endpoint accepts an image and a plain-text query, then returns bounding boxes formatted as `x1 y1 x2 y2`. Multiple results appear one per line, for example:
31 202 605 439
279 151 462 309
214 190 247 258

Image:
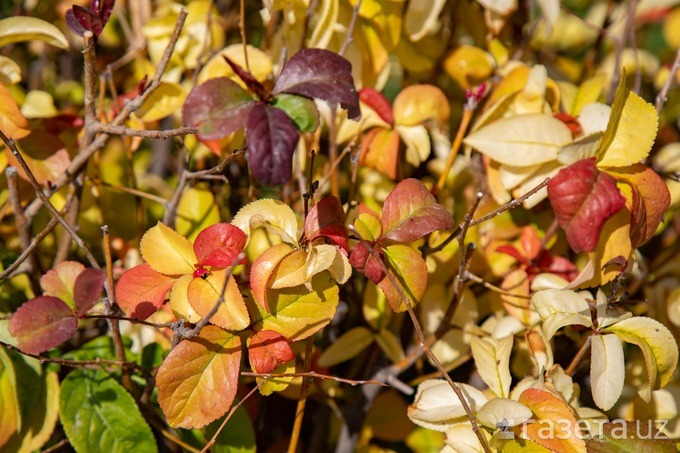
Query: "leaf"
115 264 176 320
348 241 386 284
404 0 447 41
156 326 241 429
0 349 19 449
255 272 339 341
176 186 221 242
221 54 267 98
0 83 30 139
71 6 103 37
273 48 360 120
463 114 572 167
359 87 394 126
353 212 382 242
187 270 249 331
137 82 186 122
518 388 587 452
232 198 299 245
585 421 677 452
73 268 106 317
182 77 254 140
201 406 256 453
250 243 294 312
476 398 533 429
269 249 307 289
607 164 671 248
40 261 86 311
375 328 405 363
407 379 488 432
359 127 400 180
443 44 496 90
169 275 201 323
397 124 431 167
531 289 593 339
248 330 295 374
193 223 247 267
304 196 348 250
60 369 157 452
304 244 352 285
9 297 77 354
246 103 300 185
140 222 197 276
470 335 513 398
378 245 429 312
0 16 68 49
0 55 21 85
198 44 272 87
271 94 320 132
317 326 375 367
547 158 626 253
604 317 679 401
393 85 450 126
597 76 658 168
380 178 454 243
590 333 625 411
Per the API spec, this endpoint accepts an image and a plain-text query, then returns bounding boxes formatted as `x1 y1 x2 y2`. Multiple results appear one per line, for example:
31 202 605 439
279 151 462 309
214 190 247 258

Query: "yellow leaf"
308 244 352 284
354 213 382 242
0 56 21 85
0 349 19 448
137 82 186 122
571 75 605 116
232 199 299 246
597 75 658 168
470 335 513 398
531 289 593 339
270 249 307 289
169 275 202 323
663 7 680 50
0 16 68 49
250 243 294 312
198 44 273 86
464 114 572 167
396 124 430 167
21 90 58 118
317 326 375 367
375 328 405 363
378 244 428 312
476 398 533 429
140 222 197 275
309 0 339 49
188 270 249 331
352 0 403 50
335 100 391 144
590 333 625 411
257 360 295 396
393 84 450 126
476 0 518 15
175 186 220 241
404 0 447 41
0 83 29 140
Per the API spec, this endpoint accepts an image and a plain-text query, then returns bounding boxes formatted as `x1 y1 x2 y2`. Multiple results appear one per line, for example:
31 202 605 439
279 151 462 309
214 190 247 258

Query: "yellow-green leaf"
531 289 593 339
354 213 382 242
470 335 513 398
590 333 625 411
175 186 220 242
375 328 405 363
140 222 196 275
378 244 428 312
137 82 186 122
0 56 21 85
596 75 658 168
188 270 249 331
169 275 201 323
317 326 375 367
232 199 299 246
0 349 19 448
0 16 68 49
156 326 241 429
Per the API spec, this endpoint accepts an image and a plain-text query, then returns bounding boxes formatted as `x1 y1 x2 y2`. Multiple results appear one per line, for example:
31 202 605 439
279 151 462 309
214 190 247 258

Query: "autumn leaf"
248 330 295 374
250 243 295 312
590 333 625 411
378 245 428 312
156 326 241 429
193 223 247 267
304 196 348 251
140 222 197 275
187 269 249 331
9 296 77 354
317 326 375 367
115 264 177 320
547 158 626 253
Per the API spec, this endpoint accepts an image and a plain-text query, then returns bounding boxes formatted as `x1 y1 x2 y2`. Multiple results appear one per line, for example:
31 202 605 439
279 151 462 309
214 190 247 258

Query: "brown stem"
469 178 550 227
288 337 314 453
94 123 199 139
656 47 680 114
339 0 362 56
566 335 592 376
87 177 167 204
436 106 474 193
242 371 388 387
240 0 250 72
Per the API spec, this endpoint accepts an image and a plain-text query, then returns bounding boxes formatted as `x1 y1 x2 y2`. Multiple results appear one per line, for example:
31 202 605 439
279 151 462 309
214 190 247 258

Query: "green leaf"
203 406 256 453
272 94 320 132
317 326 375 367
585 421 676 452
0 16 68 49
59 369 157 453
378 244 428 312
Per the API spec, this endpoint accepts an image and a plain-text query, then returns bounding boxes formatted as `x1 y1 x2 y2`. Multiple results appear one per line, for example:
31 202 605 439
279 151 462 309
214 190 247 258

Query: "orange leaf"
188 269 249 330
115 263 177 320
0 82 29 139
360 127 400 180
156 326 241 429
250 243 294 313
248 330 295 374
378 245 428 312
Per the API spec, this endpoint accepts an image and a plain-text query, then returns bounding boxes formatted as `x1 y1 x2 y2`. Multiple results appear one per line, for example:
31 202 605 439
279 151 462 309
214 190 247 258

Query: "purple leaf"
65 10 86 36
182 77 255 140
9 296 77 354
222 55 267 100
73 5 104 37
98 0 116 24
73 268 106 317
273 48 360 120
246 104 300 185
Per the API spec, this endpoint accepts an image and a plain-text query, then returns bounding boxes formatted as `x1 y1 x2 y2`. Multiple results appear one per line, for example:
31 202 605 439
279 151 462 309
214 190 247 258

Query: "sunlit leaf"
198 44 273 86
257 359 295 396
547 158 626 253
273 48 360 120
0 56 21 85
378 245 428 312
404 0 447 41
137 82 186 122
250 243 294 312
464 114 572 167
0 16 68 49
60 369 157 452
156 326 241 429
169 274 201 323
6 130 70 185
40 261 86 311
305 244 352 284
360 127 400 179
397 124 431 167
597 75 658 168
176 186 221 242
408 379 488 432
193 223 246 267
140 222 197 276
116 264 177 320
353 212 382 242
604 317 679 401
476 398 533 428
9 297 76 354
317 326 374 367
585 420 676 452
380 178 454 243
304 196 348 250
443 45 495 90
269 249 307 289
0 349 19 448
248 330 295 374
359 87 394 126
183 77 254 140
590 333 625 411
531 289 592 339
393 85 450 126
232 199 299 246
470 335 513 398
187 270 249 331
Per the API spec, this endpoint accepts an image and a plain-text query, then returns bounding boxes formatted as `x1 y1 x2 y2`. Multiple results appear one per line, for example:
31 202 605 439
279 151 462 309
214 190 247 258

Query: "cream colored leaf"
21 90 57 118
317 326 374 367
531 289 593 339
536 0 559 34
476 398 533 428
232 199 299 246
590 333 625 411
444 421 491 453
404 0 447 41
408 380 488 432
309 244 352 284
463 114 572 167
396 124 430 167
140 222 197 275
0 16 68 49
0 56 21 85
594 289 631 329
499 163 541 190
557 133 603 165
530 273 569 291
470 335 513 398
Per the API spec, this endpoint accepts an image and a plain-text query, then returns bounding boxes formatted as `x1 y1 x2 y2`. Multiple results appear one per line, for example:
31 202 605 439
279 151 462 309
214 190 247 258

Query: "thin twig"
241 371 388 387
239 0 250 72
94 123 198 139
469 178 550 227
566 335 592 375
288 337 314 453
84 314 176 329
339 0 362 56
608 0 637 103
656 47 680 113
87 177 168 204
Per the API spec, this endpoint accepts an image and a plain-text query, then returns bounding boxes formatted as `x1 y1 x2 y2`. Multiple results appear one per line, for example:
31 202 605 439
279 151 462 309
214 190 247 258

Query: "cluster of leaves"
3 0 680 452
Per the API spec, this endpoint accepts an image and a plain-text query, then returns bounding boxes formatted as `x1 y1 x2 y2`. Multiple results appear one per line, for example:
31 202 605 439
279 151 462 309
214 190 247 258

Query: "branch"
339 0 362 56
93 123 199 139
469 178 550 227
656 47 680 114
241 371 389 387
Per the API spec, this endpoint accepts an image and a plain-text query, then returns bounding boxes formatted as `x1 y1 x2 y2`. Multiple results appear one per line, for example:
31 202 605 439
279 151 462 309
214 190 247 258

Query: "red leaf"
495 244 528 264
349 242 386 284
273 48 360 120
248 330 295 374
9 296 77 354
359 87 394 126
548 158 626 253
246 103 300 185
380 178 455 243
73 268 106 317
182 77 255 140
65 9 86 36
72 5 103 37
115 264 176 320
222 55 267 99
193 223 247 267
304 196 348 250
96 0 115 24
